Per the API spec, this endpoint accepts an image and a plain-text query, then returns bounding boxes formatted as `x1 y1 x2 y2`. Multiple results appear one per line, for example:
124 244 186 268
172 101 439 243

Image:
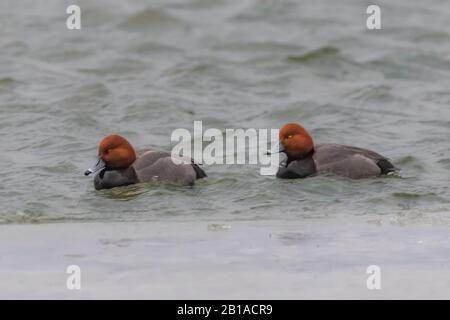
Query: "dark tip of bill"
84 170 92 176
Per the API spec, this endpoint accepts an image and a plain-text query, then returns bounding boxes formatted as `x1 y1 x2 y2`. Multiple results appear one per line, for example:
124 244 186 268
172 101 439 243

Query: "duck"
272 123 397 179
85 135 206 190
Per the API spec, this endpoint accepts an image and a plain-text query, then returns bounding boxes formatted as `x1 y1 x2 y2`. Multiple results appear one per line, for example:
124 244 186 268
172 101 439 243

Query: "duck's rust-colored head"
85 135 136 176
278 123 314 160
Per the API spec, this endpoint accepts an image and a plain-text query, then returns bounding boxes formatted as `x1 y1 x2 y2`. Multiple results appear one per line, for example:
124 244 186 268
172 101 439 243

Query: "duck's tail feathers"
192 163 207 179
377 159 398 175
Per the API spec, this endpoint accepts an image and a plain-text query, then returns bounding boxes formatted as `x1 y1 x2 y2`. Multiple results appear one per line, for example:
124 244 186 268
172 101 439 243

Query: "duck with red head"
85 135 206 190
274 123 397 179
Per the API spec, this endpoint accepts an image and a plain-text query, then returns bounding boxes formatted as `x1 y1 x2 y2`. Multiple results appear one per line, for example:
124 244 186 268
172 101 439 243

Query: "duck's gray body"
94 150 206 190
276 144 396 179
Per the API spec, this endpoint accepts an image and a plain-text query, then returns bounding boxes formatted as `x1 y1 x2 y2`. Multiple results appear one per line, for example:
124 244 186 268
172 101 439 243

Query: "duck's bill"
84 158 106 176
266 143 285 155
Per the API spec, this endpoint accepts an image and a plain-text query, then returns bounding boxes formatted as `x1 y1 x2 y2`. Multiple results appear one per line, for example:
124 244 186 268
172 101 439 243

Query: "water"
1 0 450 298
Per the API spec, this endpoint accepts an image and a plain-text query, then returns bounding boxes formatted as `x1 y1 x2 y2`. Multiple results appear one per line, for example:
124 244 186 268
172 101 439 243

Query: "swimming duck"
273 123 397 179
85 135 206 190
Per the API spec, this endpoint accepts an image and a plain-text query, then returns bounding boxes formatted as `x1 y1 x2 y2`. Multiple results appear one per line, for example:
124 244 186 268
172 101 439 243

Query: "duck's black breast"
276 153 317 179
94 166 139 190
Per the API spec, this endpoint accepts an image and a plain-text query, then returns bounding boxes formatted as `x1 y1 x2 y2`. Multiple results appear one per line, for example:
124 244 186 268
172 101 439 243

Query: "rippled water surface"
1 0 450 298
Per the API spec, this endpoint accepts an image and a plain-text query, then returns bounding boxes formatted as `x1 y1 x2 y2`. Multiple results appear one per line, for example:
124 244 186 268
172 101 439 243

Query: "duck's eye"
287 135 293 139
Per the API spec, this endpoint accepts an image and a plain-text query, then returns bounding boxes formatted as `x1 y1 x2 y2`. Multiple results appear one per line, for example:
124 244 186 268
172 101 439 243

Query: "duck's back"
132 150 206 185
313 144 395 178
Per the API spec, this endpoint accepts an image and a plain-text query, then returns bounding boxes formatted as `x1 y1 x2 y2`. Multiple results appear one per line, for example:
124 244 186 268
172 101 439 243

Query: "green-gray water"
1 0 450 298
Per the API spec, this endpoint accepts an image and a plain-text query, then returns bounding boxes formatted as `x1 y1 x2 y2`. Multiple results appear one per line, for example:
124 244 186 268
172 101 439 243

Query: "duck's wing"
314 144 396 177
134 157 198 185
133 150 206 184
132 150 171 170
135 149 152 157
